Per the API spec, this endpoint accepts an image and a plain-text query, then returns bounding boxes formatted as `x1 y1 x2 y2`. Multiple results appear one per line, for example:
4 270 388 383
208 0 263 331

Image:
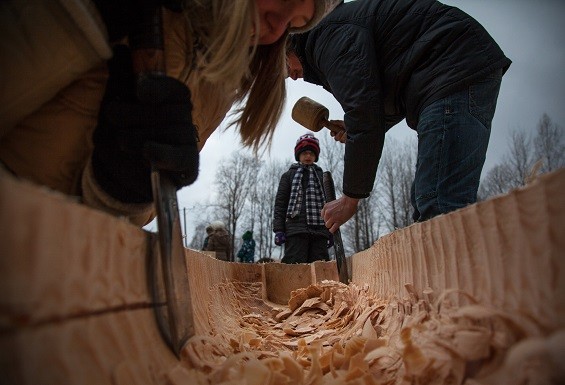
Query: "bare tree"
477 163 516 200
247 158 289 260
507 130 534 187
213 151 259 260
186 201 219 250
188 222 207 250
376 136 417 234
533 113 565 174
345 197 379 252
318 134 345 184
479 114 564 200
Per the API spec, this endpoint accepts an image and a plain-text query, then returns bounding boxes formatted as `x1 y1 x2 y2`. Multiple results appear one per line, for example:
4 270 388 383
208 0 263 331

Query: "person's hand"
327 233 334 248
328 120 347 143
274 232 287 246
91 45 198 204
321 195 359 233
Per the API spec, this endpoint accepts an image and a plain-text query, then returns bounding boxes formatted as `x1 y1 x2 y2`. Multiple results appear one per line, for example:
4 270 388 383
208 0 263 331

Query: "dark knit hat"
294 133 320 162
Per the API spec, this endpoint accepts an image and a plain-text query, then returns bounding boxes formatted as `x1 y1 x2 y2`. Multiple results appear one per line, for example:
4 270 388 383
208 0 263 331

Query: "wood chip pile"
174 280 562 384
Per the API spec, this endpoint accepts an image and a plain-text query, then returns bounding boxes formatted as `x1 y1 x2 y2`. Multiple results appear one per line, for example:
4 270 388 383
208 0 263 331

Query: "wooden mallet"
291 96 344 135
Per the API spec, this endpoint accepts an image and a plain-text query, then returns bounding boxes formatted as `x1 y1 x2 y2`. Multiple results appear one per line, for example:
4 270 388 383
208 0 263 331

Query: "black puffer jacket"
293 0 512 199
273 163 331 239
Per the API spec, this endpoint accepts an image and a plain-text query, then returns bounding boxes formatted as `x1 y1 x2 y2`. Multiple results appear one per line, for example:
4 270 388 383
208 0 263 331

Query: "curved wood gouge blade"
151 170 194 356
131 3 194 357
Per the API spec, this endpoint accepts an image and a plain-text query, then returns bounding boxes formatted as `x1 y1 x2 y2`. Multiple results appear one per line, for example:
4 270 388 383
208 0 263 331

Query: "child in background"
273 134 331 264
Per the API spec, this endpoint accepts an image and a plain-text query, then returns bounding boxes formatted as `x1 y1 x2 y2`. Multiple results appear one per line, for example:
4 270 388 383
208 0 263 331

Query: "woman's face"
253 0 315 45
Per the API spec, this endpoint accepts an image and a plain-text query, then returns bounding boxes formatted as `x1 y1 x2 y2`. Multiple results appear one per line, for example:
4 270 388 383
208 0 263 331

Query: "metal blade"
151 169 195 356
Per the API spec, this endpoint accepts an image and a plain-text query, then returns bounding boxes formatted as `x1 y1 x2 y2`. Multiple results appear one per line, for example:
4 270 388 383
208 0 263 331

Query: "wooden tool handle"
324 120 345 135
130 3 166 76
322 171 350 284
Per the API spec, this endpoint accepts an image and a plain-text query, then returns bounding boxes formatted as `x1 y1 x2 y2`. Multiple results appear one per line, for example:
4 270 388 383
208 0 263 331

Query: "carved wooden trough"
1 168 564 384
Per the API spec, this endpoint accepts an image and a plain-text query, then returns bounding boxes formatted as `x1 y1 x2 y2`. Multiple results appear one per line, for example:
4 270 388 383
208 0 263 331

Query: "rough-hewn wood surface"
1 167 564 384
352 167 565 329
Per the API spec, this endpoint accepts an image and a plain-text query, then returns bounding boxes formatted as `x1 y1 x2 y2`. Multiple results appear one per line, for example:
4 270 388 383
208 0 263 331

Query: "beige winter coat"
205 228 232 262
0 0 234 225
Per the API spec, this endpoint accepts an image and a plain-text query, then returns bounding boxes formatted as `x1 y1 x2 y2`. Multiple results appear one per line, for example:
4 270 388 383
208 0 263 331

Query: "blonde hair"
233 36 287 152
182 0 286 152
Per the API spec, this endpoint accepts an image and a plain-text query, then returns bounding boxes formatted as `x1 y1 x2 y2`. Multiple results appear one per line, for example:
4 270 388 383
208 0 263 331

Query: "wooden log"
1 166 564 383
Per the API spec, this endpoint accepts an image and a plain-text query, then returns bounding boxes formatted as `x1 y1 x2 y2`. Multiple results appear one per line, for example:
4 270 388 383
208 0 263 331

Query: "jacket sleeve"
0 0 111 135
273 170 291 233
312 25 386 199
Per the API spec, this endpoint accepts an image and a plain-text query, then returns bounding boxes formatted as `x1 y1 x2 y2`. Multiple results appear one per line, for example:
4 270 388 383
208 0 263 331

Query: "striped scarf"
286 164 325 226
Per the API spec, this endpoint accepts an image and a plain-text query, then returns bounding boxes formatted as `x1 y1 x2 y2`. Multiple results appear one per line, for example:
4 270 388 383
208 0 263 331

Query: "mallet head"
291 96 329 132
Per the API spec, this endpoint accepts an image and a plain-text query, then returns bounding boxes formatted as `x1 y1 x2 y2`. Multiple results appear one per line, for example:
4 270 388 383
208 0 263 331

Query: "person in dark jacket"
286 0 512 228
273 134 332 264
237 230 256 263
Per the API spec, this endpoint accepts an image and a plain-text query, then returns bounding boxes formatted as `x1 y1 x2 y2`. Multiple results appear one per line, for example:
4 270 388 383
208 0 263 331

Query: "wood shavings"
176 280 554 384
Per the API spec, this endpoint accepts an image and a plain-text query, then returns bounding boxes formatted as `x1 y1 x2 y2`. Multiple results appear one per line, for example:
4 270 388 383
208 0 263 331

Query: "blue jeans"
411 69 503 222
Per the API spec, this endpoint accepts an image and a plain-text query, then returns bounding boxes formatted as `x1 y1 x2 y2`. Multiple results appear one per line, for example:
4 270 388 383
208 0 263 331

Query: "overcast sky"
149 0 565 236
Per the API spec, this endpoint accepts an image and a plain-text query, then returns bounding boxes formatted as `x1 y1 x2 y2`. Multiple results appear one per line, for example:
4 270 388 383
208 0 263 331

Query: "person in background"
202 224 213 251
0 0 342 226
205 221 231 262
273 134 332 264
257 257 275 264
286 0 511 229
237 230 256 263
